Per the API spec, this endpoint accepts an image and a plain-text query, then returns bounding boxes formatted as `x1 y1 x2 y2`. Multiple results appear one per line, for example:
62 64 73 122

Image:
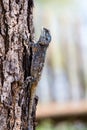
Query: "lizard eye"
46 37 48 41
46 35 51 43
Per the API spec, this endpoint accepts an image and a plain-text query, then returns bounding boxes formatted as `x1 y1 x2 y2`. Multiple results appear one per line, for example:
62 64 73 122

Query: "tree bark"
0 0 38 130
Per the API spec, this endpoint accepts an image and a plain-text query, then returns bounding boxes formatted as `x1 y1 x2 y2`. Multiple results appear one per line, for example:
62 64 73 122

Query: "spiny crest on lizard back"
38 28 51 46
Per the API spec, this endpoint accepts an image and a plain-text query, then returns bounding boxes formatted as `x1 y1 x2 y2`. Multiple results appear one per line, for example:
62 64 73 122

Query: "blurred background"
33 0 87 130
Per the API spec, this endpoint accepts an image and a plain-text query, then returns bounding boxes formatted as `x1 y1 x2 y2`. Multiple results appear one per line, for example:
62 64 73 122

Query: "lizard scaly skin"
23 28 51 129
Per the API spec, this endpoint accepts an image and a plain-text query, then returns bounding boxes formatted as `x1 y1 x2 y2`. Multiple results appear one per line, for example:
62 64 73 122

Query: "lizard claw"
25 76 36 83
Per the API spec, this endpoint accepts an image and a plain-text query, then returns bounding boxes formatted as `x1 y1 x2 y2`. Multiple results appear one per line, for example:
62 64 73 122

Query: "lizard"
23 27 51 129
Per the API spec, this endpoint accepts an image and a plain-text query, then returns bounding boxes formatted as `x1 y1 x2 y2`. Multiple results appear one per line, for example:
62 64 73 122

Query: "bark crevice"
1 0 9 54
27 0 34 41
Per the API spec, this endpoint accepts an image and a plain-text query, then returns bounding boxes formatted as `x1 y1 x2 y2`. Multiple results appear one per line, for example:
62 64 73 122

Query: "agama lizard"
23 27 51 129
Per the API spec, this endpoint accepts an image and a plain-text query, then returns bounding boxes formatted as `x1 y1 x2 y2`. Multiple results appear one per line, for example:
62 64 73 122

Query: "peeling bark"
0 0 37 130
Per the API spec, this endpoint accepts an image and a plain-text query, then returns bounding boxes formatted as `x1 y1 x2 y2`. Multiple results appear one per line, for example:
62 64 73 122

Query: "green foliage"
37 0 72 5
37 120 87 130
37 120 54 130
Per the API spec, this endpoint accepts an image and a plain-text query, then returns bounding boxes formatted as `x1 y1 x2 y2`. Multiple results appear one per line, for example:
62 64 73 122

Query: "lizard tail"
28 84 37 129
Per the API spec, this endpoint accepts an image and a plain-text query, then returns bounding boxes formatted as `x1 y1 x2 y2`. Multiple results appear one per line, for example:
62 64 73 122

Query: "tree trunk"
0 0 38 130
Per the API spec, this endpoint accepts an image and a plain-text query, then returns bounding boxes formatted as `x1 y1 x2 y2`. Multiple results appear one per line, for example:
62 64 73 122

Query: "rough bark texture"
0 0 37 130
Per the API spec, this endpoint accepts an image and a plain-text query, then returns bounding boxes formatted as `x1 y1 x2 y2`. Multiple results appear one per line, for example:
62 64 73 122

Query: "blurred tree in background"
34 0 87 130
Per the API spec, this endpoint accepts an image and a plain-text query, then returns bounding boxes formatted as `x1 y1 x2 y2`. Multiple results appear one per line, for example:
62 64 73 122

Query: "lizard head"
38 27 51 46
